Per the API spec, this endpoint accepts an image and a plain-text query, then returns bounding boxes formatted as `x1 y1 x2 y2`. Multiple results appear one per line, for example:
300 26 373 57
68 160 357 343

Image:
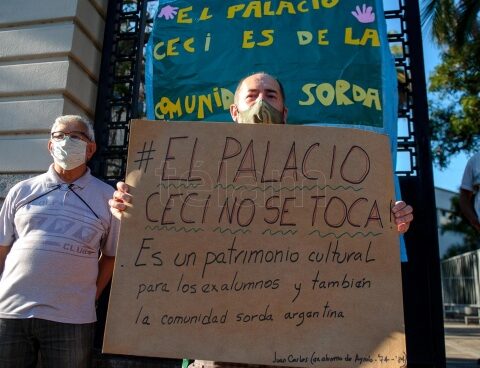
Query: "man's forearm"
0 245 12 275
459 189 480 230
96 254 115 300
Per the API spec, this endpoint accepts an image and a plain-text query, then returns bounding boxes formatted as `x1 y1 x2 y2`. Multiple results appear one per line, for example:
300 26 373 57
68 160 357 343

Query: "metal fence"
441 249 480 306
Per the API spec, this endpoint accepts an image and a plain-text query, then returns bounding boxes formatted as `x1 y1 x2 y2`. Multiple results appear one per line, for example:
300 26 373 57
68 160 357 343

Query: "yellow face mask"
237 99 285 124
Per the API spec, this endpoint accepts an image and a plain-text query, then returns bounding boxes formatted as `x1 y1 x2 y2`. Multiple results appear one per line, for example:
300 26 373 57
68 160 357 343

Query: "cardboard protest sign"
145 1 397 130
104 120 406 367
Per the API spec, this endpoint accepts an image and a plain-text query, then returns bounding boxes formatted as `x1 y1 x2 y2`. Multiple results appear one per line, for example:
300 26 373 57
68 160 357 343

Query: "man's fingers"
392 201 413 217
117 181 130 193
395 213 413 225
394 206 413 219
113 190 132 204
109 198 127 211
109 197 129 219
397 222 410 234
110 181 132 218
392 200 408 211
392 201 413 234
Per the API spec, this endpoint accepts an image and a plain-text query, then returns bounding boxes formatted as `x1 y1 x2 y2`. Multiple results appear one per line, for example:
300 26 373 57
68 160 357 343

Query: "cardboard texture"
104 120 406 367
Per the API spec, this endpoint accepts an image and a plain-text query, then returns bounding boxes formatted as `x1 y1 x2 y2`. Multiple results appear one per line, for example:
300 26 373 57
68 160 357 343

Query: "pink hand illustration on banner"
351 4 375 23
158 5 179 20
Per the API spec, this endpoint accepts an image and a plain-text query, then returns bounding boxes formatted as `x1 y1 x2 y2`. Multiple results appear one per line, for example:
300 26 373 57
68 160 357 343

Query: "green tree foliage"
423 0 480 256
441 194 479 259
422 0 480 167
422 0 479 48
428 40 480 168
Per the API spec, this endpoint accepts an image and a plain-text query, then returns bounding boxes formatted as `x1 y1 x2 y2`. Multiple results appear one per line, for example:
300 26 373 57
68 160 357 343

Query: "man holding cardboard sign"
0 115 119 368
110 72 412 231
107 73 413 368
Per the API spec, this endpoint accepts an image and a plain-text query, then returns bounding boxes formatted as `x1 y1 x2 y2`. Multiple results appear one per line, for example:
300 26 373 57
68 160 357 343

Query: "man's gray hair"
51 115 95 142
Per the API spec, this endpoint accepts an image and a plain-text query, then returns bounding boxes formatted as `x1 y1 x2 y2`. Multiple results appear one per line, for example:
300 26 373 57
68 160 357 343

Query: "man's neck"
53 163 88 183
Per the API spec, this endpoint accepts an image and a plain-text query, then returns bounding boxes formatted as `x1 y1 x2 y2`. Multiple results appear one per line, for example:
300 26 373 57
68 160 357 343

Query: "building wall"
0 0 108 204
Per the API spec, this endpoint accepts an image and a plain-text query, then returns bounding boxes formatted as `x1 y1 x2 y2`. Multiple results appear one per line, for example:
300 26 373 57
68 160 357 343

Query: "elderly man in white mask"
0 115 119 368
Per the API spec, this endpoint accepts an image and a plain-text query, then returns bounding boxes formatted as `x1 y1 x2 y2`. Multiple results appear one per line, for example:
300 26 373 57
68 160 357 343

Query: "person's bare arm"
0 245 11 275
96 254 115 300
459 189 480 231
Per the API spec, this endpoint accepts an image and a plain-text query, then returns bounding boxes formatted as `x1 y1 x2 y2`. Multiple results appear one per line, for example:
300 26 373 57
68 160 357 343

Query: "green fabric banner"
146 0 397 129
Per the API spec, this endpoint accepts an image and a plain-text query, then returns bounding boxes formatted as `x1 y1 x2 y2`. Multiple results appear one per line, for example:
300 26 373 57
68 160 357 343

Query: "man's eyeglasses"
51 131 90 142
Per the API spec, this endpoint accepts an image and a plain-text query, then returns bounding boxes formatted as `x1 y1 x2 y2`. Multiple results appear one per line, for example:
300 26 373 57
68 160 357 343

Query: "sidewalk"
445 321 480 368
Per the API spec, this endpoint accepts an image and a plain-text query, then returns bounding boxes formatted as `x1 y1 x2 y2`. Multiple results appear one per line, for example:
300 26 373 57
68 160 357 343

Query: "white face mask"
50 137 87 170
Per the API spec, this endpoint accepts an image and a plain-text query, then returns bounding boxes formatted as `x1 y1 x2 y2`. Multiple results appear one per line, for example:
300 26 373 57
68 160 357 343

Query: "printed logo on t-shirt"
28 216 49 228
14 191 105 258
47 218 75 234
73 226 98 243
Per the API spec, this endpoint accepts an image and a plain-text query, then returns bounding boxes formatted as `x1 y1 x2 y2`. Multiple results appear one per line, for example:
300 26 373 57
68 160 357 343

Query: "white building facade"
0 0 107 205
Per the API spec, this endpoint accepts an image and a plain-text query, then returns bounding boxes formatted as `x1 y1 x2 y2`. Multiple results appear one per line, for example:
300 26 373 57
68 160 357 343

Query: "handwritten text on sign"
104 120 406 367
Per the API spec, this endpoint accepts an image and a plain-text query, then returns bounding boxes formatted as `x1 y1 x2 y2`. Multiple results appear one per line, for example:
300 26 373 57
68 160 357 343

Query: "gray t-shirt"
0 165 119 323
